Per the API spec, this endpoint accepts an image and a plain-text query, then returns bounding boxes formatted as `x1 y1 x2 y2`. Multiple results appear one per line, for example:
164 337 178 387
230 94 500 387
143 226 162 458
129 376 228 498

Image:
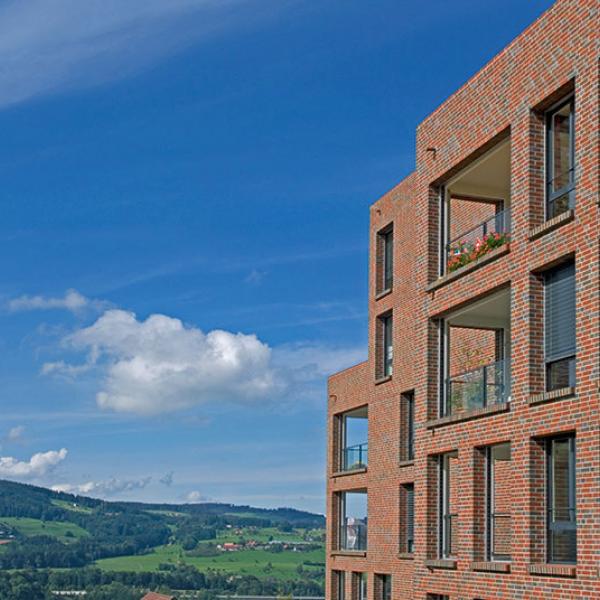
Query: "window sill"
529 209 574 240
528 563 576 578
527 386 575 406
471 561 511 573
397 552 414 560
398 459 414 468
426 244 510 292
424 558 457 570
375 288 393 301
331 467 367 478
375 375 392 386
331 550 367 558
425 402 509 429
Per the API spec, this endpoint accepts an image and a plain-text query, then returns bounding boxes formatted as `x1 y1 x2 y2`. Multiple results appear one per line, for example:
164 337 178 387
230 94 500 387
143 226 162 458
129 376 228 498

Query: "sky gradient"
0 0 554 513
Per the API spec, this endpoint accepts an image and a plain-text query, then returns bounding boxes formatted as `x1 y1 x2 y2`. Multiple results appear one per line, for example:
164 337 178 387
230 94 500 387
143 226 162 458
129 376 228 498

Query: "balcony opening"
338 406 368 472
439 288 511 417
440 138 511 275
339 490 367 552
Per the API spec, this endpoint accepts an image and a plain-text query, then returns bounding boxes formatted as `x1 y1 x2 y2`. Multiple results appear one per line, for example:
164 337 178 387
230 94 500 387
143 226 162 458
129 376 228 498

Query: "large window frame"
545 95 575 220
377 312 393 379
438 452 458 559
546 435 577 564
334 570 345 600
377 225 394 294
485 443 511 562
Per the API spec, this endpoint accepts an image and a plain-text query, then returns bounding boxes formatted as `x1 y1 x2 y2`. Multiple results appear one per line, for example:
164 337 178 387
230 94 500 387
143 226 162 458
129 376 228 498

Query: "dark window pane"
384 230 393 290
548 437 576 563
544 262 575 391
551 103 573 192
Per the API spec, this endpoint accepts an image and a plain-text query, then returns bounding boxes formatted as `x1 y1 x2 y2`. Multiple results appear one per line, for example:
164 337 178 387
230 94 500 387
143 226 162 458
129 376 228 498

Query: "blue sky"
0 0 554 513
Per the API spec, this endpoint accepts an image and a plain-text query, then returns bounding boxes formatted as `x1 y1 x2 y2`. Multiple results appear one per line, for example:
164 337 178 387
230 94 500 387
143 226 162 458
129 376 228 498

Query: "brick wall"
327 1 600 598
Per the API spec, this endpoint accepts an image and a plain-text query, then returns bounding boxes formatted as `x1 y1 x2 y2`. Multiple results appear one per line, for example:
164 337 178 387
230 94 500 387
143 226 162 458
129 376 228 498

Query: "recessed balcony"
440 288 511 418
338 490 368 552
440 138 511 277
336 406 368 473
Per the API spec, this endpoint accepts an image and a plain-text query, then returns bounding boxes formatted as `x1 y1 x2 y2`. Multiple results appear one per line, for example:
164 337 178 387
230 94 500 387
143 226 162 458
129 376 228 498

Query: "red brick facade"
326 1 600 598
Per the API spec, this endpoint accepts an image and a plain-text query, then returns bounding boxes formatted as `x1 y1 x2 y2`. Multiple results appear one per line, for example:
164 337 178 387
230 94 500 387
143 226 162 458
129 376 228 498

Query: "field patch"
0 517 89 542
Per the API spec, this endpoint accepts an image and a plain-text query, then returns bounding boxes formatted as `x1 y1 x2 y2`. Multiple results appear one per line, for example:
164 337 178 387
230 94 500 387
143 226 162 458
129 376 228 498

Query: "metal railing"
445 359 507 416
445 209 510 273
340 521 367 551
342 443 368 471
442 513 458 558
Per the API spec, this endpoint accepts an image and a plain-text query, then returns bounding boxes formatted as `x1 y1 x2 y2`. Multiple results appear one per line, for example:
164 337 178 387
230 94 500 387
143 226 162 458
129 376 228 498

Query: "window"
333 571 345 600
375 574 391 600
544 261 576 391
485 443 512 561
428 595 449 600
547 436 576 563
354 572 368 600
439 452 458 559
401 391 415 462
337 407 368 472
546 96 575 219
376 313 393 379
339 491 368 551
400 483 414 553
377 225 393 293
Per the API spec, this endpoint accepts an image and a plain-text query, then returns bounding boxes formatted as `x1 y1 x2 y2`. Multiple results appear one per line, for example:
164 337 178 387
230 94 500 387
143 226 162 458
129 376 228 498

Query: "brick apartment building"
325 1 599 598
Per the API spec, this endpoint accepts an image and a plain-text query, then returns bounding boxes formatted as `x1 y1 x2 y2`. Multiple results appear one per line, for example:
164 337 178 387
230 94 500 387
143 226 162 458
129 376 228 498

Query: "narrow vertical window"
486 443 512 561
375 574 391 600
406 392 415 460
400 483 415 554
383 313 393 377
544 261 576 391
377 313 393 379
353 572 368 600
547 436 576 563
376 225 393 294
439 452 458 559
546 96 575 219
400 391 415 462
334 571 345 600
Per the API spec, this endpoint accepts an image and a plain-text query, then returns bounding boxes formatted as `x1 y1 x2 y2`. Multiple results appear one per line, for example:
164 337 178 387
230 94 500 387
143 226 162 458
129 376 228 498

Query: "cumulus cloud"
0 448 68 478
52 476 151 497
0 0 285 110
7 289 105 314
44 309 284 415
185 490 209 503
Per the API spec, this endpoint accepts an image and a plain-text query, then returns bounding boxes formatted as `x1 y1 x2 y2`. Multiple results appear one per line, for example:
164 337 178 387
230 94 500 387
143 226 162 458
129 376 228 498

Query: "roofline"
417 0 557 130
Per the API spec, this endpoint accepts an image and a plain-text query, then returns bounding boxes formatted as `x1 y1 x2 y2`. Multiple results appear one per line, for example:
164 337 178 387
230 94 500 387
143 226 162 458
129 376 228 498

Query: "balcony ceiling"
449 140 511 201
448 288 510 330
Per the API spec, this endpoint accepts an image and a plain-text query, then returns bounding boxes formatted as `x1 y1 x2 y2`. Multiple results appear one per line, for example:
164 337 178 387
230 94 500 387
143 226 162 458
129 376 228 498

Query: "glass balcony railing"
445 359 507 416
340 521 367 551
342 443 368 471
446 209 511 273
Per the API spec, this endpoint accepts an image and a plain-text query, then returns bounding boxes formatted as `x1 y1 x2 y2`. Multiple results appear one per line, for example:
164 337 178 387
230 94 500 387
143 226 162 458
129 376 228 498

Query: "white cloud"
0 448 68 478
52 476 151 497
0 0 283 110
185 490 209 503
7 289 105 314
44 309 285 415
6 426 25 442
